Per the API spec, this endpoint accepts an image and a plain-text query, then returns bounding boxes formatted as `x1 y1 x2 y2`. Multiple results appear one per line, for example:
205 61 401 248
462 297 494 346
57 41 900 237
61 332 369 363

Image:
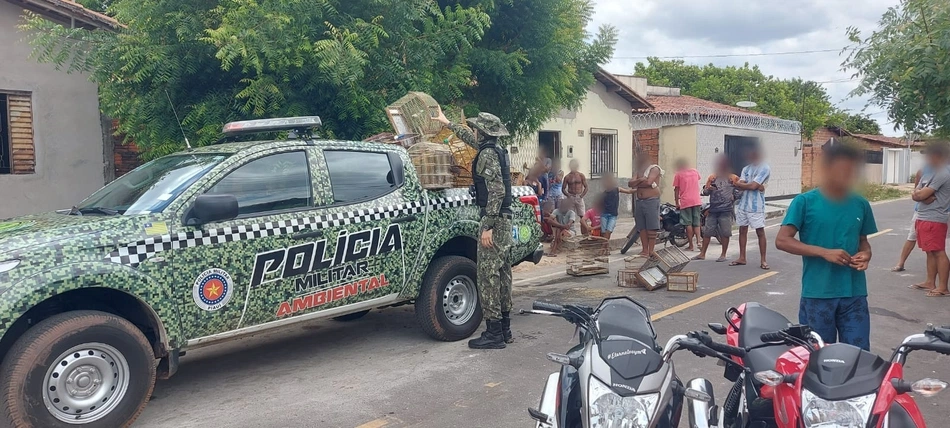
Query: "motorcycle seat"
737 303 794 373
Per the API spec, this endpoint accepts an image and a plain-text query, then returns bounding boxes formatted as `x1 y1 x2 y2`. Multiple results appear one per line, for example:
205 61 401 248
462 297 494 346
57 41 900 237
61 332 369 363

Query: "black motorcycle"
621 203 690 253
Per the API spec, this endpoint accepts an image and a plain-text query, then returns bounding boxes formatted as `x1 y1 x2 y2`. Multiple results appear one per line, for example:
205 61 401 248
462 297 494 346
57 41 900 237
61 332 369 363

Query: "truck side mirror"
387 152 405 187
185 194 239 226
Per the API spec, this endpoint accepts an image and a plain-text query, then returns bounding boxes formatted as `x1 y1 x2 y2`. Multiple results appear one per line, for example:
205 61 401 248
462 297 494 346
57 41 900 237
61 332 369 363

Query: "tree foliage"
843 0 950 137
22 0 615 159
825 111 882 135
633 58 834 139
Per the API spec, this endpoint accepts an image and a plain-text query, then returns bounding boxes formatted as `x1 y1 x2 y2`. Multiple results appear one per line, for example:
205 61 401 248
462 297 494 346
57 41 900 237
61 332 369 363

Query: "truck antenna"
165 89 192 150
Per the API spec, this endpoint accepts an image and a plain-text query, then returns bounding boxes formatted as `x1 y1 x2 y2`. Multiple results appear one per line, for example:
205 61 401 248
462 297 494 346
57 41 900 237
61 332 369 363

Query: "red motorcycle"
673 302 950 428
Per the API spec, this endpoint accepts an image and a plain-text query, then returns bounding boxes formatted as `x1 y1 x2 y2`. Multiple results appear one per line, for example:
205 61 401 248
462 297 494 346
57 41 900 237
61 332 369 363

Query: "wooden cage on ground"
564 236 609 276
668 272 699 292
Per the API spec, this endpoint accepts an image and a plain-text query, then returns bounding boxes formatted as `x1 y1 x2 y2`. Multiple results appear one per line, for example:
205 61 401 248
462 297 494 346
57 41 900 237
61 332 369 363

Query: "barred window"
590 130 617 176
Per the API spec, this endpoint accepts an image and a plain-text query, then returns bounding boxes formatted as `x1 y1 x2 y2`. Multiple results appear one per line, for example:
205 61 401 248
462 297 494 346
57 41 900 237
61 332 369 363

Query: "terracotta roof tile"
642 94 777 118
9 0 120 30
852 133 920 147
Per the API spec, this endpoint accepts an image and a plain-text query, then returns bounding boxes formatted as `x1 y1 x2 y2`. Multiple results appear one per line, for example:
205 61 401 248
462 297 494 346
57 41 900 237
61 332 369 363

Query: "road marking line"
356 419 390 428
650 271 778 321
868 228 893 239
485 382 502 388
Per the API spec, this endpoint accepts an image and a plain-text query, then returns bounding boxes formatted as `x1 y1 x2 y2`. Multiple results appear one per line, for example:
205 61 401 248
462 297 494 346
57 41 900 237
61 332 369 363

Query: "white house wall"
514 81 635 180
695 124 802 199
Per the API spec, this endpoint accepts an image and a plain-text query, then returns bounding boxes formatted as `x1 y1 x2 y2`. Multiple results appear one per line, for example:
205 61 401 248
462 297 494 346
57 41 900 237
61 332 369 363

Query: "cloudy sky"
590 0 901 136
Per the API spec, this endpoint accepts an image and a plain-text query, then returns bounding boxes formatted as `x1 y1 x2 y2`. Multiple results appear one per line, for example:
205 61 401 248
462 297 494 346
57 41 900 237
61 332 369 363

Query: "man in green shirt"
776 142 877 350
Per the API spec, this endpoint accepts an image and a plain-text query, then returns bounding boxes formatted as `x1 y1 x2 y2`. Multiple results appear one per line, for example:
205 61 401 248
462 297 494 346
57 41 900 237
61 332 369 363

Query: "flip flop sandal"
909 284 934 290
692 255 705 261
716 257 728 262
729 261 746 266
760 263 771 270
926 290 950 297
891 267 906 272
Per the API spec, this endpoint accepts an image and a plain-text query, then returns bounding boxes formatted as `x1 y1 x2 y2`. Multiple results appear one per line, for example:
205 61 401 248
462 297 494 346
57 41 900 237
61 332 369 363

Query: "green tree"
825 111 883 134
22 0 615 159
633 58 833 138
843 0 950 136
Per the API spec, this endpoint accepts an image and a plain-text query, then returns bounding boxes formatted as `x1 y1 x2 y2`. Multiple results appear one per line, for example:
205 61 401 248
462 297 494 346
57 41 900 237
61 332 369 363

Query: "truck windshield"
78 154 228 215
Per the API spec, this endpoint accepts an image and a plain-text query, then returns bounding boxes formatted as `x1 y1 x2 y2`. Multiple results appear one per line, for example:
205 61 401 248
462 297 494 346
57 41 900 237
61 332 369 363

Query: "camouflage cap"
466 112 510 137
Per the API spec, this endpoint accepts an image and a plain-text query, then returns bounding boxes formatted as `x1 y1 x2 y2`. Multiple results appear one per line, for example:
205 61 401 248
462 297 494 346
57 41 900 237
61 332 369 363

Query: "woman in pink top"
673 158 703 251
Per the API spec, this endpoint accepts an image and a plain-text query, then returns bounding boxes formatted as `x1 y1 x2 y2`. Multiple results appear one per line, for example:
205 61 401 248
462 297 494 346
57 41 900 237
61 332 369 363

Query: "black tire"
620 231 639 254
0 310 156 428
672 231 689 248
415 256 482 341
332 310 371 322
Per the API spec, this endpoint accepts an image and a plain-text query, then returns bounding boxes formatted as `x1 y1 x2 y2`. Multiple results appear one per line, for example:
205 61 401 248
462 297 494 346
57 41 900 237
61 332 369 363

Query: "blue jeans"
601 213 618 233
798 296 871 350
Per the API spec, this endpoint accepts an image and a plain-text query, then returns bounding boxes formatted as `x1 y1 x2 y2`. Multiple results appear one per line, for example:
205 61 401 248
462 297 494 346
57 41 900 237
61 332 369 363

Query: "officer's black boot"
501 312 514 344
468 320 506 349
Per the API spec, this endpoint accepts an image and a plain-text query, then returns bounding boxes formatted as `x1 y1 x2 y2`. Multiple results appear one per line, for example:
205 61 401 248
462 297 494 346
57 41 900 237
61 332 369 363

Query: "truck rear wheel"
415 256 482 341
1 311 156 428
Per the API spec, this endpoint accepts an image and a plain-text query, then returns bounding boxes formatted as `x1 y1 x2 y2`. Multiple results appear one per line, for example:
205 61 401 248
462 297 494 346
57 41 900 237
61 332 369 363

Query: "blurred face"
822 157 860 191
746 149 761 164
569 160 579 171
542 202 554 215
715 157 730 173
558 198 574 213
927 152 947 168
602 174 616 188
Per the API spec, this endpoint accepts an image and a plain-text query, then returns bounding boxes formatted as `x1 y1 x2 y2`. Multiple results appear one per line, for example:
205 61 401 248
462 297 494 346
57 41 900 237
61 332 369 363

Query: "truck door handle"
292 230 322 240
392 215 417 224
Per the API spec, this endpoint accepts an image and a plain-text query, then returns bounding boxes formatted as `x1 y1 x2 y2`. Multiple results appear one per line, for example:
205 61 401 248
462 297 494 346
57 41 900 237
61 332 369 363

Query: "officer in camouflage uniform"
436 111 513 349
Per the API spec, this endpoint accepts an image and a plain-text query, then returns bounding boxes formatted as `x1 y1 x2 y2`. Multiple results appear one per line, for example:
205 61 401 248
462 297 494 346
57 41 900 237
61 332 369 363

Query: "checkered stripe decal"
108 187 535 266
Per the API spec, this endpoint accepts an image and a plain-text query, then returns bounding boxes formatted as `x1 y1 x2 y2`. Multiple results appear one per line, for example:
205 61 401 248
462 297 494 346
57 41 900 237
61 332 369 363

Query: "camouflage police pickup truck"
0 117 542 427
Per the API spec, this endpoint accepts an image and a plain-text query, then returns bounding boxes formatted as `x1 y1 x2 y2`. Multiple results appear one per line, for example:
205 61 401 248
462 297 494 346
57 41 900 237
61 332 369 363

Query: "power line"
614 48 843 60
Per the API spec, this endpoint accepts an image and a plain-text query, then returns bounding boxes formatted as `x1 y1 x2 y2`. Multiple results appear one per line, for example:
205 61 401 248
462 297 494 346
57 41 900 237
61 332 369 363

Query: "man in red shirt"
673 158 703 251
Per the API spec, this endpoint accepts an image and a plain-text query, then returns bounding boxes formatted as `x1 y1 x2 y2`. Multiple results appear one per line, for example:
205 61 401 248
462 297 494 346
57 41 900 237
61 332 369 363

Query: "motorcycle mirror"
911 378 948 397
683 388 711 402
707 323 727 335
754 370 785 386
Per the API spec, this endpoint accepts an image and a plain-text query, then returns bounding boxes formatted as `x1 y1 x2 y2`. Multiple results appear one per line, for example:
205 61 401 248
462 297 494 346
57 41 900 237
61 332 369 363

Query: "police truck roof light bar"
221 116 322 137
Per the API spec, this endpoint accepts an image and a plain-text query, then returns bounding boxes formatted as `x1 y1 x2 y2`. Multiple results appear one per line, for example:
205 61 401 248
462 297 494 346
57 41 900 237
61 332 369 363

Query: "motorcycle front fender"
685 378 718 428
535 372 561 428
884 395 926 428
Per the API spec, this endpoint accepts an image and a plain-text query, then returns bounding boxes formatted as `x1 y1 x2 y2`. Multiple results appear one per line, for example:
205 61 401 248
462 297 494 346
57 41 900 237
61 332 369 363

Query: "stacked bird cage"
564 236 609 276
655 246 691 274
385 92 455 189
434 127 477 187
408 141 455 189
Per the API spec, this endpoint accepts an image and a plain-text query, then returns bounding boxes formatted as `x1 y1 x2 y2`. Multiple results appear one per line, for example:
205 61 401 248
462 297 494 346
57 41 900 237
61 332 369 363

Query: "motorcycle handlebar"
532 301 564 313
760 332 786 343
706 340 747 358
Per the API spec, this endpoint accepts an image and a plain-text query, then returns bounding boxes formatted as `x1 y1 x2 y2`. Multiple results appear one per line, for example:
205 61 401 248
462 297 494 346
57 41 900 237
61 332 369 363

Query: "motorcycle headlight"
588 376 658 428
801 389 876 428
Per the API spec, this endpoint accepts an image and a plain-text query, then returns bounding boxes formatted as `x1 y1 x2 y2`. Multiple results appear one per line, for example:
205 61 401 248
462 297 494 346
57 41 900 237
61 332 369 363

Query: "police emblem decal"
193 268 234 311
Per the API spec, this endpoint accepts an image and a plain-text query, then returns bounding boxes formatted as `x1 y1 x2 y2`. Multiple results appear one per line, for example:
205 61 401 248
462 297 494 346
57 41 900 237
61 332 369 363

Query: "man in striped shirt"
731 146 772 270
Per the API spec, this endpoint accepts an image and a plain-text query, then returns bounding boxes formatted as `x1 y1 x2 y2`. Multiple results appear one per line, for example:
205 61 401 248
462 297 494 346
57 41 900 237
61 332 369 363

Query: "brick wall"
801 144 820 189
113 140 140 178
633 128 659 164
110 120 141 179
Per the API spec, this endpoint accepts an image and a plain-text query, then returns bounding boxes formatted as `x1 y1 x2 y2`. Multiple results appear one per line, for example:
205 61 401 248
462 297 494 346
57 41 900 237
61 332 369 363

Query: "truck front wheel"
1 310 156 428
415 256 482 341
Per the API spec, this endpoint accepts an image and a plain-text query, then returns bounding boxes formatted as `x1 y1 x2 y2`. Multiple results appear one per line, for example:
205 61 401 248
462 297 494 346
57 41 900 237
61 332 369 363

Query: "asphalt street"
136 198 950 428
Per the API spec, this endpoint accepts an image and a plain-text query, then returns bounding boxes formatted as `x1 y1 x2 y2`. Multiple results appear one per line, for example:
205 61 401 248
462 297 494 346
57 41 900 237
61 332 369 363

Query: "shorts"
736 210 766 229
799 296 870 351
704 211 733 238
907 213 918 241
590 229 602 237
601 213 618 233
679 205 701 227
915 219 948 252
634 197 661 231
566 195 586 218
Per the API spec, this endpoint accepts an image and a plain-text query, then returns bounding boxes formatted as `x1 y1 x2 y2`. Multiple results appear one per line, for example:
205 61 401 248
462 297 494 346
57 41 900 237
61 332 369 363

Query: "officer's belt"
480 210 513 219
